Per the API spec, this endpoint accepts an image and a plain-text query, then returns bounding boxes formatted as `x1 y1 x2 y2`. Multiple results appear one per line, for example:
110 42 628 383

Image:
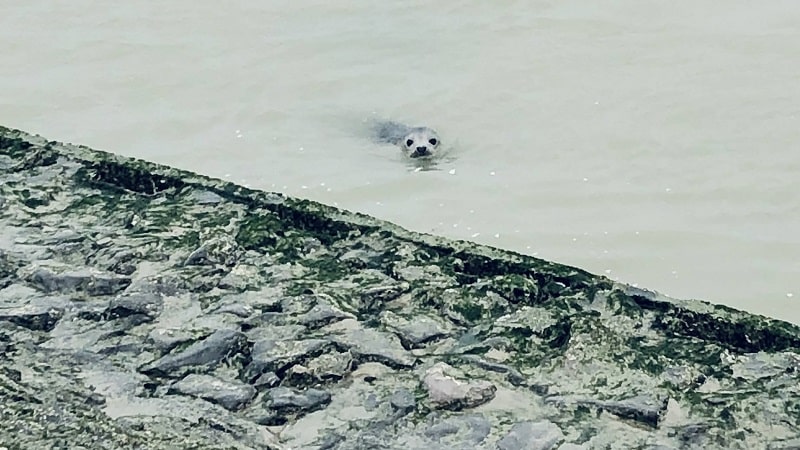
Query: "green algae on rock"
2 125 800 449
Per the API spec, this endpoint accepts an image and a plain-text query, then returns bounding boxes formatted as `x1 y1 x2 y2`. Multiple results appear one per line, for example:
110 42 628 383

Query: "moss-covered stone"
3 125 800 449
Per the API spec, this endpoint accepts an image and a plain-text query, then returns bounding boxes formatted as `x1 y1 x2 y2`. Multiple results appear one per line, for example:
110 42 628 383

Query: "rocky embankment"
1 126 800 449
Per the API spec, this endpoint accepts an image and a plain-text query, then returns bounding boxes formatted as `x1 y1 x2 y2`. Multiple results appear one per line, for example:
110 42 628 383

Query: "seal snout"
412 146 431 158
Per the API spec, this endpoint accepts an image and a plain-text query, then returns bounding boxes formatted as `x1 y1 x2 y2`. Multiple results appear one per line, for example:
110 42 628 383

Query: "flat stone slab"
250 386 332 425
0 300 65 332
243 338 331 382
139 329 248 377
22 262 131 296
169 373 256 411
326 321 417 368
497 420 565 450
108 292 164 320
380 310 451 347
422 362 496 410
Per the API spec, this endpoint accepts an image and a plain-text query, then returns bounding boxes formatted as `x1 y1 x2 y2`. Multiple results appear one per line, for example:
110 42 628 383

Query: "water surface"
2 1 798 321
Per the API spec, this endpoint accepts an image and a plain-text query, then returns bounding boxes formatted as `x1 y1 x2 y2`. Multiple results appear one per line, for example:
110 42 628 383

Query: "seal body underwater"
374 121 441 158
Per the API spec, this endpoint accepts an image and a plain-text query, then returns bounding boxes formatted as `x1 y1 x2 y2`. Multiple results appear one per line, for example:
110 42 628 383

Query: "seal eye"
406 139 414 147
428 138 438 146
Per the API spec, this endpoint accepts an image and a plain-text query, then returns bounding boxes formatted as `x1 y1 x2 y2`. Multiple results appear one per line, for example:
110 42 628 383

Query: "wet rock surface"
496 420 565 450
389 387 416 413
244 338 331 382
139 328 249 378
252 386 332 425
169 373 256 411
423 362 497 410
326 321 416 368
107 292 164 320
2 127 800 449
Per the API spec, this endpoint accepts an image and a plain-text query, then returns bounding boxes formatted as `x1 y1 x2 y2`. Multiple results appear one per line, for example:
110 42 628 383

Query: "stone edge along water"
1 125 799 450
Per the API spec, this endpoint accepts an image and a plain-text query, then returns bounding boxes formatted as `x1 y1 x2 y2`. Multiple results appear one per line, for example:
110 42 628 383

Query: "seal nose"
410 146 430 158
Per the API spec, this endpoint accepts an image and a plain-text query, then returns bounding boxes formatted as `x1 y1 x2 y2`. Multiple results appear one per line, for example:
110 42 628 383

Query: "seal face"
402 127 440 158
374 121 441 158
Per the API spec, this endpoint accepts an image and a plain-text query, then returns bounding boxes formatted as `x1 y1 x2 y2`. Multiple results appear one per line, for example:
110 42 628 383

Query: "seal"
374 121 441 158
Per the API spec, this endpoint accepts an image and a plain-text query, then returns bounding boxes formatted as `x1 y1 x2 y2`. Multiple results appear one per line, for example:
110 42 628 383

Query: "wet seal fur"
374 121 441 158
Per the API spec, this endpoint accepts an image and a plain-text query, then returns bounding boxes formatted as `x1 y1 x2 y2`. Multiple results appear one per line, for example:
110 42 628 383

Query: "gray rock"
24 264 130 296
243 286 284 311
327 325 416 368
0 250 18 288
380 310 451 347
183 232 240 267
425 414 492 445
594 395 669 428
0 298 65 332
107 292 163 320
459 354 527 386
281 294 318 315
442 290 510 325
169 373 256 411
557 444 588 450
731 352 799 381
91 246 141 276
242 312 286 330
492 306 555 334
673 423 712 448
315 433 346 449
254 386 332 425
124 276 183 296
422 362 496 410
284 350 353 386
297 301 354 328
183 246 210 266
210 302 253 318
424 420 460 439
40 229 84 245
545 394 669 429
769 437 800 449
497 420 565 450
358 279 409 312
188 189 223 204
338 248 382 268
217 264 260 291
461 414 494 444
139 329 248 377
364 393 380 411
661 365 702 389
245 324 306 341
389 388 416 413
253 371 281 388
243 338 330 382
268 386 331 411
147 328 194 352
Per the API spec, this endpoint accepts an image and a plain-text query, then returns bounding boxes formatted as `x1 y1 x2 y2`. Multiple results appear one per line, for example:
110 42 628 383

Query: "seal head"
402 127 440 158
374 121 441 158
